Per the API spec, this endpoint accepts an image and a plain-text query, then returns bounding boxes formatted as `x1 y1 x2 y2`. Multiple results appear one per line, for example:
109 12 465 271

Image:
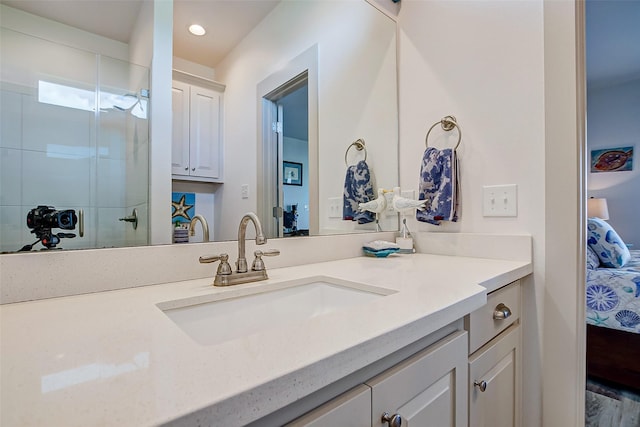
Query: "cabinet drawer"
286 384 371 427
467 281 520 354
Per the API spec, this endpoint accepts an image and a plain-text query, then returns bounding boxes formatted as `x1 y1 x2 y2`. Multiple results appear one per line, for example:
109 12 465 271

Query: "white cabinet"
466 281 521 427
368 331 468 427
469 324 520 427
171 77 223 181
286 385 372 427
286 330 468 427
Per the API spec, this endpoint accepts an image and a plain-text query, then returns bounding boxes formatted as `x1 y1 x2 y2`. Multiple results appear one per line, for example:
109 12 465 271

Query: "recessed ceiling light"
188 24 206 36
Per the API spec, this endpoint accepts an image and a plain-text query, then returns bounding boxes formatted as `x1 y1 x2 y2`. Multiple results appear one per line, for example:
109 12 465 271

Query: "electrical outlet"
384 191 395 213
241 184 249 199
328 197 342 218
483 184 517 217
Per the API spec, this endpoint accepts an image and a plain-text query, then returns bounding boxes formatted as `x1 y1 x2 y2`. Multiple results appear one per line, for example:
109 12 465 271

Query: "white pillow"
587 217 631 268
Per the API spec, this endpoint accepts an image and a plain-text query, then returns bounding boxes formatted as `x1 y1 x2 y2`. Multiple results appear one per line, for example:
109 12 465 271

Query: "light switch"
328 197 342 218
483 184 517 217
241 184 249 199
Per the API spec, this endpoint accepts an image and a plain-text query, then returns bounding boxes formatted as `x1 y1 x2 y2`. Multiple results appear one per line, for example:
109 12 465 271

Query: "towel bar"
425 115 462 151
345 138 367 166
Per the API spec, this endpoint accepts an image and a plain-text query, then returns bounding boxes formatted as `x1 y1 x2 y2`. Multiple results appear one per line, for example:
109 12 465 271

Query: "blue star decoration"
172 194 194 221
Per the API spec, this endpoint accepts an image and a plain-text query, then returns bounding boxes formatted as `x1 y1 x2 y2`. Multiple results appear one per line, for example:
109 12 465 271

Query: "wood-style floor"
586 378 640 427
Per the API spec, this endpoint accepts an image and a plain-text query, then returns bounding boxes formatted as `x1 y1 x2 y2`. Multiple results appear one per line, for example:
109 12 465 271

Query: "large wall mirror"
0 0 399 253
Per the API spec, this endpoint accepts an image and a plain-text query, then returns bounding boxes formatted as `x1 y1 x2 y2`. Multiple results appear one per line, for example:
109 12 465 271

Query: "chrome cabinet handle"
493 303 512 320
382 412 402 427
474 380 487 392
184 167 188 171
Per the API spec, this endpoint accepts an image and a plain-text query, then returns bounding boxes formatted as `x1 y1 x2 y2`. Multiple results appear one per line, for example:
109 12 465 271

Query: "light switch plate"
328 197 342 218
241 184 249 199
483 184 517 217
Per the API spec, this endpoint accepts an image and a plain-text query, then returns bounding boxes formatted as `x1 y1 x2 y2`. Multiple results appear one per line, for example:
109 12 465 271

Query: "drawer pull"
474 380 488 392
493 303 512 320
382 412 402 427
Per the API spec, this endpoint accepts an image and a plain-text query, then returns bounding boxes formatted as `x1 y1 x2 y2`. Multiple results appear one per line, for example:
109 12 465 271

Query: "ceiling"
5 0 638 87
1 0 280 69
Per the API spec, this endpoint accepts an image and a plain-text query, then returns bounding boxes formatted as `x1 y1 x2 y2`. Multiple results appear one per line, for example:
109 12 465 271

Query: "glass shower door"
0 28 149 252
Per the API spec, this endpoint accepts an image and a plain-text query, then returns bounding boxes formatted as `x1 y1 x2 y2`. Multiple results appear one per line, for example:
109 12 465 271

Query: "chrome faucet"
199 212 279 286
236 212 266 272
189 215 210 242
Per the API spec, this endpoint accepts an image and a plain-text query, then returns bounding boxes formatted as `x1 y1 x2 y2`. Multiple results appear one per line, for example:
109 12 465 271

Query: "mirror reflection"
0 0 399 253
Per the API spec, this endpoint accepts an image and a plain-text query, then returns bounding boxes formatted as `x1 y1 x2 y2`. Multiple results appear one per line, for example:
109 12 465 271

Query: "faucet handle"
251 249 280 271
199 253 232 275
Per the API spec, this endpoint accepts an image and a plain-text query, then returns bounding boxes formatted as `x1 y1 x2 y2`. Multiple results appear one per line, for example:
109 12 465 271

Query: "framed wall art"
283 161 303 186
590 146 633 173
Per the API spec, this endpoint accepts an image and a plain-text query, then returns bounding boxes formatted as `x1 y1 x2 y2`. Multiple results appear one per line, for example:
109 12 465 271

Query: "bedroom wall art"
590 146 634 173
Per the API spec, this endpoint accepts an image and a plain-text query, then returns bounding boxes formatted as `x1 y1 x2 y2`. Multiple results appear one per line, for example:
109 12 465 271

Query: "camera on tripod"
23 205 78 250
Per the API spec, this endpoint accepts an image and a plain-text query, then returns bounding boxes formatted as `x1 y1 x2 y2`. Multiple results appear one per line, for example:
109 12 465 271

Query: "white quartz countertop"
0 253 531 426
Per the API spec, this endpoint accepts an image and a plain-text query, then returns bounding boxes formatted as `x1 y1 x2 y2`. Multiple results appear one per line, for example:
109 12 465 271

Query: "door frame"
256 45 319 239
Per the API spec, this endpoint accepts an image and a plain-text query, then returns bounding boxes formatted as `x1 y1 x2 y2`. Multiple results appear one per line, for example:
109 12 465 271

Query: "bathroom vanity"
0 239 531 427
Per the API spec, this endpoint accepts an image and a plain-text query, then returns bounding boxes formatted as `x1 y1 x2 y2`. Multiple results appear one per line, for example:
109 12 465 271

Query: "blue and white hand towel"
343 160 375 224
416 147 459 225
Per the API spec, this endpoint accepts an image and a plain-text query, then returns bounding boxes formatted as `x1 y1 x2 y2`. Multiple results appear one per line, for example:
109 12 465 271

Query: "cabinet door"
189 86 221 179
469 323 520 427
367 331 468 427
171 81 190 176
286 384 371 427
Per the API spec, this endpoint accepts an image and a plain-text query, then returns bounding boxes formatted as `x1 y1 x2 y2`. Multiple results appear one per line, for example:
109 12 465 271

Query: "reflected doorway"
261 75 309 238
257 45 318 240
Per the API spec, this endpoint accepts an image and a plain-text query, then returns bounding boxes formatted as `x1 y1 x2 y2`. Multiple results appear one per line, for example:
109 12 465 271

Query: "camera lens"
26 206 77 230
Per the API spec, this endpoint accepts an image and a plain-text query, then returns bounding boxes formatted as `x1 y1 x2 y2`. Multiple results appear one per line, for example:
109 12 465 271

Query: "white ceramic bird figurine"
392 187 426 213
359 188 387 214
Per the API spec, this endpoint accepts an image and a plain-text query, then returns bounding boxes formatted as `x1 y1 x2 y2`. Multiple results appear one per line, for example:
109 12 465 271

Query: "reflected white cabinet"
171 78 223 181
466 281 521 427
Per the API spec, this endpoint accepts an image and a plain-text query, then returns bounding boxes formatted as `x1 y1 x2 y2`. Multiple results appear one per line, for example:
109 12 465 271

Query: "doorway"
261 77 310 238
256 45 319 240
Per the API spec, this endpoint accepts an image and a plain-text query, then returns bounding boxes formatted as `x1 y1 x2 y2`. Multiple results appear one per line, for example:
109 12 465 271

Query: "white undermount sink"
157 276 395 346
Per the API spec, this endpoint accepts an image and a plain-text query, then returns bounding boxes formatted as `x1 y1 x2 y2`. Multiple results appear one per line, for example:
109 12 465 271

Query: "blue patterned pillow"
587 218 631 268
586 245 600 270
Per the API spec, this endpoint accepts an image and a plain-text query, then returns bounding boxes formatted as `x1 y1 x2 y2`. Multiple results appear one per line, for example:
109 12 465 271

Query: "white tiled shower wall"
0 28 149 252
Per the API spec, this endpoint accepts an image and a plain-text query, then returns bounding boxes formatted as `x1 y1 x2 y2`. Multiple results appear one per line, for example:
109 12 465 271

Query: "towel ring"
344 138 367 166
425 116 462 151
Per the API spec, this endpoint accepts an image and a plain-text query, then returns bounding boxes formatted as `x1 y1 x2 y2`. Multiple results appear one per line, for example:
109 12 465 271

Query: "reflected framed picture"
283 161 302 186
590 146 634 173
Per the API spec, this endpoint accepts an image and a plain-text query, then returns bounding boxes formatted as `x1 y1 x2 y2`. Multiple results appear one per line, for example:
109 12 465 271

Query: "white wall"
214 0 398 241
396 1 546 424
587 78 640 246
148 0 173 245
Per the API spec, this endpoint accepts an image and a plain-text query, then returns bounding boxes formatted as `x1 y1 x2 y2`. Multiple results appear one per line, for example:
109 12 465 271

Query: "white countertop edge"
166 288 487 426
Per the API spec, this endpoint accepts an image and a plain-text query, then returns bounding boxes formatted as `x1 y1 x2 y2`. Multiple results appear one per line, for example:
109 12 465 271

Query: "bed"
586 247 640 392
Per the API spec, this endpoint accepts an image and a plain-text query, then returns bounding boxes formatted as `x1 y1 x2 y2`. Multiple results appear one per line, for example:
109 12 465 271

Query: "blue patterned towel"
416 147 459 225
343 160 375 224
